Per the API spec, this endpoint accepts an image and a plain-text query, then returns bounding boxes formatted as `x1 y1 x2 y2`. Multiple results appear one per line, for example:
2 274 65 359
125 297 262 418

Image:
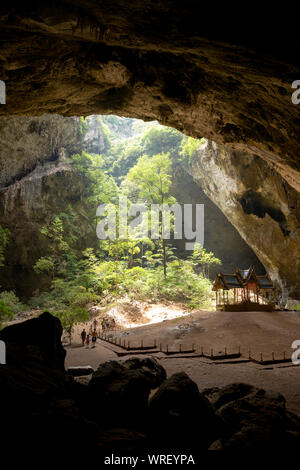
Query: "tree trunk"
115 237 119 296
163 239 167 278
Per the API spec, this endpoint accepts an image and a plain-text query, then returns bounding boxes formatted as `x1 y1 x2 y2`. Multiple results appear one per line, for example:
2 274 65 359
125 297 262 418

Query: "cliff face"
0 115 104 297
0 162 90 297
189 141 300 302
0 115 81 188
170 169 265 279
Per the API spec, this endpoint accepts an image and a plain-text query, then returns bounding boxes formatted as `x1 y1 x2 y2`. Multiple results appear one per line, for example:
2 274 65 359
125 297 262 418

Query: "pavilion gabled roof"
212 273 243 290
213 266 275 291
236 265 258 283
256 275 274 289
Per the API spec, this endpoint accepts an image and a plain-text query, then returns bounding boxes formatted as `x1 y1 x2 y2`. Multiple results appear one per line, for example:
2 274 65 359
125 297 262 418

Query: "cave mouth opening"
0 113 265 309
1 4 300 453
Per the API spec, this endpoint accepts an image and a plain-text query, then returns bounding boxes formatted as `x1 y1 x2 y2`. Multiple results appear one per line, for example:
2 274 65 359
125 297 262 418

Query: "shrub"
0 299 14 328
0 291 26 314
28 278 100 312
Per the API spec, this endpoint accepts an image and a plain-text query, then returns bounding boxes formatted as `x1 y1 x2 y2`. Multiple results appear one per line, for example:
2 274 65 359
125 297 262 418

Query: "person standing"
80 328 86 346
91 329 97 348
85 334 90 349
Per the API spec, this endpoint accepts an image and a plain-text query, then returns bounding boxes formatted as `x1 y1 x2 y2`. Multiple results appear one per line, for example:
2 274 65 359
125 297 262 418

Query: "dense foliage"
0 116 221 336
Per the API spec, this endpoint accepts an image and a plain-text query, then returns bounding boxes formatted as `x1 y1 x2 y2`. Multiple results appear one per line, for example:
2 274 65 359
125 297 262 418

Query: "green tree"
72 151 118 210
141 126 183 159
127 153 176 277
54 306 90 344
33 210 78 279
180 136 202 162
188 243 221 278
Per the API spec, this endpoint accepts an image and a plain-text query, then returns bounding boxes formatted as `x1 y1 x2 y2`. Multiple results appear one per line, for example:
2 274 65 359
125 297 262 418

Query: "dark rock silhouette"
1 313 300 454
87 357 166 422
208 383 300 450
148 371 222 450
0 311 66 369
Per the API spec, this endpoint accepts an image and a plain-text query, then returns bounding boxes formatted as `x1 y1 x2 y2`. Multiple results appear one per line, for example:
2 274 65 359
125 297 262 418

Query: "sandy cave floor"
65 305 300 415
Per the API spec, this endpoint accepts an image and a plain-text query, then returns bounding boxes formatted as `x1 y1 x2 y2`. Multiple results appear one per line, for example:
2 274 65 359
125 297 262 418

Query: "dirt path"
66 308 300 415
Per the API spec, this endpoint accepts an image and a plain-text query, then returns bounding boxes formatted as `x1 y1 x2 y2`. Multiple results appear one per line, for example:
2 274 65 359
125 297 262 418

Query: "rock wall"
0 160 96 297
0 115 104 297
0 115 81 188
189 141 300 301
170 169 265 278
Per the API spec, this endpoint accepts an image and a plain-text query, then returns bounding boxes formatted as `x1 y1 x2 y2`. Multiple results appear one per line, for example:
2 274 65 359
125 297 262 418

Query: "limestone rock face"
0 160 93 297
189 141 300 300
0 115 98 297
171 168 265 278
0 115 81 188
83 115 108 154
0 2 299 192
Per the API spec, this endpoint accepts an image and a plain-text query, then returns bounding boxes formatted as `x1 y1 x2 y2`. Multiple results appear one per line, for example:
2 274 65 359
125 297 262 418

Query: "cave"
1 0 300 457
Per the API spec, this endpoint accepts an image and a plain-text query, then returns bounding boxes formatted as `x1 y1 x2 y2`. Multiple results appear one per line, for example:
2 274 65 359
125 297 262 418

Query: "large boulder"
147 372 222 451
0 311 66 370
87 357 166 423
0 312 98 451
207 383 300 450
206 382 258 410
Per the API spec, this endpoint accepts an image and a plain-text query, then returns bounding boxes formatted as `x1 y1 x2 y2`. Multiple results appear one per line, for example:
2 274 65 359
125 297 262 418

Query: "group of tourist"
80 317 117 348
80 318 98 348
